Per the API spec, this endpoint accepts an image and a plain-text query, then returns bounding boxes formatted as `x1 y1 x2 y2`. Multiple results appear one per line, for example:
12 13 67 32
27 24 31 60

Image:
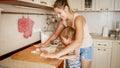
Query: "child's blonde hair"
60 26 75 40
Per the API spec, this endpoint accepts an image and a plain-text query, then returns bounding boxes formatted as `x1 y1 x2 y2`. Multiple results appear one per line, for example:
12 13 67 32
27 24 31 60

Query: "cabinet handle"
106 8 108 10
98 49 100 50
84 9 87 10
98 44 101 45
100 8 103 10
104 44 107 46
40 1 47 4
104 49 106 51
97 48 106 51
74 9 78 11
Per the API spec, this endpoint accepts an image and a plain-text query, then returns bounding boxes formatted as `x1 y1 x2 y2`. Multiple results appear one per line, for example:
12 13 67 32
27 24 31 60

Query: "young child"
59 26 79 60
40 26 81 68
40 26 79 60
58 26 81 68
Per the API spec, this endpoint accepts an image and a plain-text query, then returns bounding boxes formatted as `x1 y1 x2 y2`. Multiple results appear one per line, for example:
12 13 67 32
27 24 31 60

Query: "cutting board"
11 46 63 68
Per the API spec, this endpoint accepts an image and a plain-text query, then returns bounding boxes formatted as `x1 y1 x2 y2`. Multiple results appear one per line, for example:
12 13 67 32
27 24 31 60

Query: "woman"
35 0 93 68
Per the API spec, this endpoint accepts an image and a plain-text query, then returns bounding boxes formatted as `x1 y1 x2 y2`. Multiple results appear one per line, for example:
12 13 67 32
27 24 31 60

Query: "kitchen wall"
0 4 51 56
78 11 120 34
0 3 120 56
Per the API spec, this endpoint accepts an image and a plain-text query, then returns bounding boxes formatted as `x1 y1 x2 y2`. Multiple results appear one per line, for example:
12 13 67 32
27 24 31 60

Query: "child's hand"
58 56 69 60
59 57 75 60
58 55 77 60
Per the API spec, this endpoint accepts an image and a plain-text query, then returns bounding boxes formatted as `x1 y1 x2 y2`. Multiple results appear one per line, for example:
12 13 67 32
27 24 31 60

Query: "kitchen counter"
91 33 120 42
0 57 58 68
0 34 119 68
0 46 63 68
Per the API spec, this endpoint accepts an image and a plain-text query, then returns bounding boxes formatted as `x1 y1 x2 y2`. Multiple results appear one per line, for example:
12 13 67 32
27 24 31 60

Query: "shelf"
0 0 53 10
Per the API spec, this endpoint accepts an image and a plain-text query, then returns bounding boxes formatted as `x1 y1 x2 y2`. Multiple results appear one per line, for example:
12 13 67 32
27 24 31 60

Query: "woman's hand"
40 52 59 58
34 43 46 48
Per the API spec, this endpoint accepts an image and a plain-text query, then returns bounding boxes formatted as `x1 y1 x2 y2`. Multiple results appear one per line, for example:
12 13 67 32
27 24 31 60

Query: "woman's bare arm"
41 16 86 58
34 21 65 47
44 21 65 45
56 16 85 57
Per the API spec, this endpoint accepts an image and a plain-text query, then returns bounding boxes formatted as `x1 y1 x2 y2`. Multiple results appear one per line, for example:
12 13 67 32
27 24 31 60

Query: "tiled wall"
78 11 120 34
0 3 120 56
0 4 51 56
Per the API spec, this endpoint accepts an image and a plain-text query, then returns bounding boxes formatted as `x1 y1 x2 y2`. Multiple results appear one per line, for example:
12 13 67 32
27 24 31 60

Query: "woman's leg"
81 60 92 68
80 45 94 68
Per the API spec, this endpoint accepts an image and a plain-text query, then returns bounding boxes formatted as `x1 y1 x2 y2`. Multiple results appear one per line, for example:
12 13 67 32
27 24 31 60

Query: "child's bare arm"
58 54 77 60
58 47 80 60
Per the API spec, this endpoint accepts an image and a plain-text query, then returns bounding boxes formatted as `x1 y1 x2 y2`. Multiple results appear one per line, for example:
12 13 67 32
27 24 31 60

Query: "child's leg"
80 45 94 68
67 57 81 68
67 52 81 68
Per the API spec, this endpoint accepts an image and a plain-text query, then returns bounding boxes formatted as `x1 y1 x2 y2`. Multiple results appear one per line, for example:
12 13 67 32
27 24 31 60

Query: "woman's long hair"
53 0 70 10
53 0 73 15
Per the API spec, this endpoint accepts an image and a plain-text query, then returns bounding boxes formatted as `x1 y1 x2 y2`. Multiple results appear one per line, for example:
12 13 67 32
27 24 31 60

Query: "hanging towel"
0 8 3 20
23 17 34 38
18 16 27 33
18 16 34 39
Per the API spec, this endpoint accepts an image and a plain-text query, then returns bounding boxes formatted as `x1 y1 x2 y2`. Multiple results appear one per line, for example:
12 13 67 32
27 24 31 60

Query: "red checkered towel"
18 16 34 38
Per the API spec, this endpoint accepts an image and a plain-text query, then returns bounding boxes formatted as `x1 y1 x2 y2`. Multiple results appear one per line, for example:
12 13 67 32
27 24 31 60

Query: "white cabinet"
68 0 82 11
0 0 53 10
111 41 120 68
40 0 55 7
68 0 96 11
91 40 112 68
81 0 96 11
114 0 120 11
96 0 114 11
68 0 119 11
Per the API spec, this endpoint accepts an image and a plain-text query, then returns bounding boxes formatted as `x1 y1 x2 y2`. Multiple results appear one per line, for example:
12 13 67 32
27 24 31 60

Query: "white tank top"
63 14 93 48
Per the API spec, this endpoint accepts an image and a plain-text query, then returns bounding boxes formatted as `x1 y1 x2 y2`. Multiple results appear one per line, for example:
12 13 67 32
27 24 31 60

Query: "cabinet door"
81 0 96 11
92 48 111 68
40 0 55 6
91 40 112 68
114 0 120 11
96 0 114 11
111 42 120 68
68 0 82 11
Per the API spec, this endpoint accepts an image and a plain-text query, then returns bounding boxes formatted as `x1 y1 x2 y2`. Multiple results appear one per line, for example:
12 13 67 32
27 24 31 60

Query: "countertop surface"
0 46 63 68
91 33 120 42
0 33 119 68
0 57 57 68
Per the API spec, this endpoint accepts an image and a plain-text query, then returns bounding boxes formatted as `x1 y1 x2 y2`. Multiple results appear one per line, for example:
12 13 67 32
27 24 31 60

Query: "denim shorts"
80 45 94 61
67 44 94 68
